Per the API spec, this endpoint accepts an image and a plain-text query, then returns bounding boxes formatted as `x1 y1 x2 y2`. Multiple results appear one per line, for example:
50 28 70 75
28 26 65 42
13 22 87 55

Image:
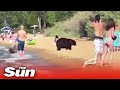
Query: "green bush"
85 11 120 40
25 29 33 34
44 27 79 38
85 20 94 40
44 11 120 40
44 11 95 38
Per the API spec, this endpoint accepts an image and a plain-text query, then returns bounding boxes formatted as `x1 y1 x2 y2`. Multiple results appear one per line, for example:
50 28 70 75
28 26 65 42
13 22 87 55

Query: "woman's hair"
105 18 115 31
94 15 100 23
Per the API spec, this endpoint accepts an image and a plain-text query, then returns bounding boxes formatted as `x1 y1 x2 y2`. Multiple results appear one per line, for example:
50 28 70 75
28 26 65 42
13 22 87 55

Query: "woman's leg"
114 46 116 52
100 45 108 66
118 47 120 51
117 47 119 51
109 51 113 65
109 45 114 65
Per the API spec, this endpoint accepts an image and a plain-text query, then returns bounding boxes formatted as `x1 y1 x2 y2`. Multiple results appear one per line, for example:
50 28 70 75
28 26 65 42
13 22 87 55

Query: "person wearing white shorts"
94 37 104 54
93 36 104 64
83 15 104 67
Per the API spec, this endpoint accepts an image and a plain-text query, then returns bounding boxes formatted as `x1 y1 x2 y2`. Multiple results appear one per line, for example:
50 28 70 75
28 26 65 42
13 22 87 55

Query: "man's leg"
83 40 98 68
18 50 25 58
95 41 102 64
83 39 103 67
18 41 23 58
98 41 104 64
21 51 24 58
18 50 23 58
21 42 25 58
96 53 101 64
96 52 103 65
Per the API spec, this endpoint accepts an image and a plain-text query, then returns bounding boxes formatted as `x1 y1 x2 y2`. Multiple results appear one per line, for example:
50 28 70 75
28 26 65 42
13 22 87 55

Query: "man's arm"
24 31 27 39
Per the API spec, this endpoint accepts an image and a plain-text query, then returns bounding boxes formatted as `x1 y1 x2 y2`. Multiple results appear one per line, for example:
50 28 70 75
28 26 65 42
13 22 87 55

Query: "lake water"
0 46 39 62
0 46 65 68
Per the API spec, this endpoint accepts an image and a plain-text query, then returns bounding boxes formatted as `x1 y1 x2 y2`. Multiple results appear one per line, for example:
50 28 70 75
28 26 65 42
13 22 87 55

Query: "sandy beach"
0 34 120 79
0 34 120 69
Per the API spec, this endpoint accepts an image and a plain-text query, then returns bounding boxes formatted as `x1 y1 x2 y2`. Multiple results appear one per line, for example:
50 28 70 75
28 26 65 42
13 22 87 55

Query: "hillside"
44 11 120 39
44 11 95 38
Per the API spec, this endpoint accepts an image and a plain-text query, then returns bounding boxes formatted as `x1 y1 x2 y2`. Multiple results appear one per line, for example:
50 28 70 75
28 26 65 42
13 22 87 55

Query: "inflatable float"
27 39 36 45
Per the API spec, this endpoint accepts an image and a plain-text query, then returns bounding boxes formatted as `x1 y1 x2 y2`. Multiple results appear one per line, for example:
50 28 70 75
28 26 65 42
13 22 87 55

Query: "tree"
27 12 38 27
45 11 57 27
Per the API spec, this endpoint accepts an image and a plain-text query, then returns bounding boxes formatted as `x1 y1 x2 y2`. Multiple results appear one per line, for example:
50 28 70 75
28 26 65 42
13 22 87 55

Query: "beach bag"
114 31 120 47
27 39 36 45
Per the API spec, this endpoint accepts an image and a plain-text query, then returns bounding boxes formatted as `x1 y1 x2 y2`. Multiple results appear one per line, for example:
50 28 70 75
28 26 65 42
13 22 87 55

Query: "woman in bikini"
100 18 117 66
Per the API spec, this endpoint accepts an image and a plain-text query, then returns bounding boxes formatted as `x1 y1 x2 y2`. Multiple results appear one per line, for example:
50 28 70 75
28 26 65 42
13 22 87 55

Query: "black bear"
55 35 76 51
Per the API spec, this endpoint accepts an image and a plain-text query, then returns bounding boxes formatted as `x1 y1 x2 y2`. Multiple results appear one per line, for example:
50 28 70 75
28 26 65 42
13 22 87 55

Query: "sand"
0 34 120 69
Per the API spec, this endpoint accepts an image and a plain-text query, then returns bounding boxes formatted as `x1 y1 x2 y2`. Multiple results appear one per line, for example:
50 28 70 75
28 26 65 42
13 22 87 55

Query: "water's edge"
0 46 40 61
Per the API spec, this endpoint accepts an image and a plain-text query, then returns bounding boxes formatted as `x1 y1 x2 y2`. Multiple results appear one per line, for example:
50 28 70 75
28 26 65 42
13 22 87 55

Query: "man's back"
92 21 104 37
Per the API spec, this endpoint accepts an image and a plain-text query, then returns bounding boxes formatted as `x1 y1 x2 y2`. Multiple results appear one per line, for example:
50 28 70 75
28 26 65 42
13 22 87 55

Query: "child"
10 31 18 47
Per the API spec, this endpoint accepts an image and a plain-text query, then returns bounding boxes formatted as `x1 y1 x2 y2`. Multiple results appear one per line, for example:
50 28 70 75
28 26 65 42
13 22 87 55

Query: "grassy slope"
44 11 94 38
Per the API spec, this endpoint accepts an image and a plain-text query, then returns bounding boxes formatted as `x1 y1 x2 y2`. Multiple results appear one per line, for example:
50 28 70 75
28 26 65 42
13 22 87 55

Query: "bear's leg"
56 43 62 51
68 45 72 50
57 45 61 51
57 47 61 51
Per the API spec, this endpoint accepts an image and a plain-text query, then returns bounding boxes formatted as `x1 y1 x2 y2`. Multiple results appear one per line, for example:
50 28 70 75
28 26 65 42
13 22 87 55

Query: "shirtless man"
92 15 104 64
83 15 104 68
17 25 27 58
